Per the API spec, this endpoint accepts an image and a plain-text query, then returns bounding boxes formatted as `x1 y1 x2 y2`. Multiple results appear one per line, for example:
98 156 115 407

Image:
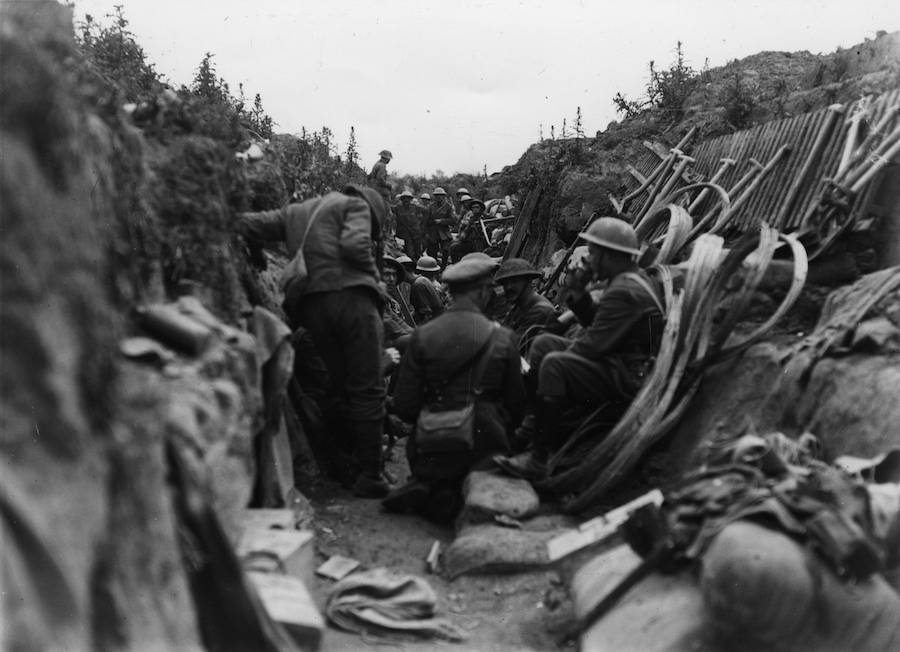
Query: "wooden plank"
546 489 663 562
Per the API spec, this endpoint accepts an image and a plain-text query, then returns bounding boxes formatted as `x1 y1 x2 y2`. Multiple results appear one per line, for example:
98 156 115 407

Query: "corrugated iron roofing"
624 88 900 234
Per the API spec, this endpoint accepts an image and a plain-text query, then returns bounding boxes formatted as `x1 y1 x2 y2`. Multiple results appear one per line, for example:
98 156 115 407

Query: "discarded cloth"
324 568 466 642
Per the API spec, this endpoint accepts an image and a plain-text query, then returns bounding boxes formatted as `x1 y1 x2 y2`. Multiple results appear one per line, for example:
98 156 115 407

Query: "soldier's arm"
567 286 638 360
340 197 378 272
237 208 287 242
392 333 425 422
500 332 526 428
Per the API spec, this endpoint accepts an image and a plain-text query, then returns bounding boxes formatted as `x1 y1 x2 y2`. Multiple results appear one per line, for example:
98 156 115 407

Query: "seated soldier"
409 255 445 324
494 258 558 340
494 217 665 481
384 253 525 523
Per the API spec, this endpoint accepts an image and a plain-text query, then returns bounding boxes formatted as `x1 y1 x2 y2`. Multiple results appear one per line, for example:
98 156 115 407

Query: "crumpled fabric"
325 568 467 642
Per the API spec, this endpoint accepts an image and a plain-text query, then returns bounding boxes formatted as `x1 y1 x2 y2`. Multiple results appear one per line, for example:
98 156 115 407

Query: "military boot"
493 398 562 482
349 419 390 498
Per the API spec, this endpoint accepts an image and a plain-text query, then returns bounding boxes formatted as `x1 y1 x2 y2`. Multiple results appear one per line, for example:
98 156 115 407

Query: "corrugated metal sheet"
623 88 900 234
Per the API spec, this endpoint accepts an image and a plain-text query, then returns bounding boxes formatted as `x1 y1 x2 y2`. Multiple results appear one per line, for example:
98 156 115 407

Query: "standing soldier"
425 187 456 268
367 149 393 203
394 190 423 260
368 149 394 237
237 184 391 498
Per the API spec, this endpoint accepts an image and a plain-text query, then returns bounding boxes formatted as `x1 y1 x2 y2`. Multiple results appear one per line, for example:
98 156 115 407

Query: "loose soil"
305 452 575 651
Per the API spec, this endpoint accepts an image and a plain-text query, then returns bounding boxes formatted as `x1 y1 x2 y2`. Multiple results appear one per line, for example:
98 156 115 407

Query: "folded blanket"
325 568 466 642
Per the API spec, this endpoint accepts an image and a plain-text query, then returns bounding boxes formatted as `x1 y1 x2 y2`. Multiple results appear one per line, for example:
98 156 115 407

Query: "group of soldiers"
367 149 513 271
237 150 665 523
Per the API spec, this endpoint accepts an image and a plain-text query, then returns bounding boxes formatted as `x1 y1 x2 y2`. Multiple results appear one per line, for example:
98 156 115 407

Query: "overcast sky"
72 0 899 176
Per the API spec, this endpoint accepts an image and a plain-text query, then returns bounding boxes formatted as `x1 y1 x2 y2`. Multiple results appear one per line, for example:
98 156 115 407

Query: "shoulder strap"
470 325 499 394
278 202 326 290
440 324 498 388
623 272 666 316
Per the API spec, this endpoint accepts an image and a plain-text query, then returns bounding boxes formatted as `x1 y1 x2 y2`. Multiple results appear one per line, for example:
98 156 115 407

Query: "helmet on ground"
494 258 541 283
416 255 441 272
459 194 472 203
399 190 413 199
420 193 431 200
432 187 447 196
456 187 470 195
379 149 393 160
579 217 640 256
442 252 499 284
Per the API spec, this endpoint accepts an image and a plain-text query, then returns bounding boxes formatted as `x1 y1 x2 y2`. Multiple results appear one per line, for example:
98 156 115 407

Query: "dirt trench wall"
1 3 261 649
667 270 900 472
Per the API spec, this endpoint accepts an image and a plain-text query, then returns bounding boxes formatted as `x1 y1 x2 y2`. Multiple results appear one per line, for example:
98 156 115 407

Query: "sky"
71 0 899 176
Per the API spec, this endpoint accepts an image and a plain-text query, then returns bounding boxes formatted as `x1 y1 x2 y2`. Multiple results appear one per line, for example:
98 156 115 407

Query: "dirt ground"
304 451 576 651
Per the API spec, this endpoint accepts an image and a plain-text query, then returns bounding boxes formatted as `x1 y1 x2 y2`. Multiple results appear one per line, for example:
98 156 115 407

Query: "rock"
458 471 540 526
443 524 565 579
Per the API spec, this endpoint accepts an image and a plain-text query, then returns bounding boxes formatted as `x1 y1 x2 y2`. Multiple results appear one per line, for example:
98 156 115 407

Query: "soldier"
494 218 665 482
409 255 445 324
237 184 391 497
450 197 488 262
394 190 423 260
367 149 393 203
454 187 471 215
494 258 558 339
385 253 525 523
424 187 456 268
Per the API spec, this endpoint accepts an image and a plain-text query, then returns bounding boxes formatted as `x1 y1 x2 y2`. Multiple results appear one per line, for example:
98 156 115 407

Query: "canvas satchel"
280 203 326 305
415 326 498 454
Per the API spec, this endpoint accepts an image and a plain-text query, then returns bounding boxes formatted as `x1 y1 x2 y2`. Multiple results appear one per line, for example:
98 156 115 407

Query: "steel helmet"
396 254 414 266
399 190 413 199
382 255 404 273
580 217 640 256
456 187 470 195
459 194 472 203
379 149 393 160
470 197 485 209
420 192 431 200
415 255 441 272
494 258 541 283
432 187 447 196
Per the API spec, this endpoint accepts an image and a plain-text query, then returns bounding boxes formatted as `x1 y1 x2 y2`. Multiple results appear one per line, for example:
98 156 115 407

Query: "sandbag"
459 470 539 525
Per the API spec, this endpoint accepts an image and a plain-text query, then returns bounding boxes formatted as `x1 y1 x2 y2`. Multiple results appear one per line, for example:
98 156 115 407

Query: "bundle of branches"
541 225 808 513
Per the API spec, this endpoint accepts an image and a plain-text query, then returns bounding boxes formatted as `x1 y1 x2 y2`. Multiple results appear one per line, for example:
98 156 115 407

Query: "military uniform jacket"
367 160 391 199
567 267 665 363
504 291 557 336
410 275 445 324
425 201 456 242
393 303 525 461
394 202 422 240
239 192 379 299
